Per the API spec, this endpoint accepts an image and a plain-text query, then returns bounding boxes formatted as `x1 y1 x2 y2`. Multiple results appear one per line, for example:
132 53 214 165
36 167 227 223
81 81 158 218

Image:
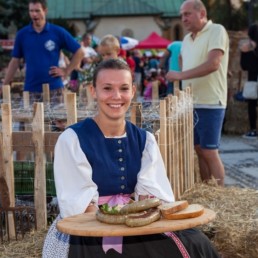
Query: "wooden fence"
0 84 195 236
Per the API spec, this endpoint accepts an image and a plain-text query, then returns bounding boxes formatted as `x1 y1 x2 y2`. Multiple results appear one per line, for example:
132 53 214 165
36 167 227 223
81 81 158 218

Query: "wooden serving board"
57 208 216 237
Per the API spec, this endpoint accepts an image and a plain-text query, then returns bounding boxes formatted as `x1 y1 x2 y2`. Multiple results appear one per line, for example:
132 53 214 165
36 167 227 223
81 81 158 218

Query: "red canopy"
136 32 170 49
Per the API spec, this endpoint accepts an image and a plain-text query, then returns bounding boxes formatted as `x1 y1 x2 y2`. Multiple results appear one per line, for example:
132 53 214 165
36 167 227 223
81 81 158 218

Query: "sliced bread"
163 204 204 220
158 200 189 216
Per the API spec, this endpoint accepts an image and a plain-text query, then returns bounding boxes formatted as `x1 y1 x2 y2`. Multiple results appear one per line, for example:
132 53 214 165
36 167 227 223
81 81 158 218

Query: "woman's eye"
121 87 129 91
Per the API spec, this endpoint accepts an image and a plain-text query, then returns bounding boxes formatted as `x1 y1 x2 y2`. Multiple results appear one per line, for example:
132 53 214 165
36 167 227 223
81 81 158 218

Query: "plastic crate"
14 161 56 196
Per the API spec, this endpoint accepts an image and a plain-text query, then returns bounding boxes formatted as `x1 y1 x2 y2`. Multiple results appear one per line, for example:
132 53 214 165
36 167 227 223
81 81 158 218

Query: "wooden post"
32 102 47 229
172 96 180 199
23 91 30 109
178 91 184 196
135 103 142 128
130 103 142 127
1 103 16 238
2 85 11 103
159 99 167 171
86 84 94 109
182 91 188 192
152 80 159 101
165 96 172 184
130 103 137 125
66 92 77 126
0 132 4 179
43 83 50 106
174 81 180 95
78 83 86 107
186 87 195 186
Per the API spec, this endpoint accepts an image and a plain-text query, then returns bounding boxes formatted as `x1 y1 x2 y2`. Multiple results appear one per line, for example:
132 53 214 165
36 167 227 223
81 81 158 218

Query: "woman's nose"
112 90 121 99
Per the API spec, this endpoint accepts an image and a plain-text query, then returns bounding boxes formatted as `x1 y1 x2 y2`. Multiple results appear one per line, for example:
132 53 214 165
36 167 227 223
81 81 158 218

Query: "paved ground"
220 134 258 188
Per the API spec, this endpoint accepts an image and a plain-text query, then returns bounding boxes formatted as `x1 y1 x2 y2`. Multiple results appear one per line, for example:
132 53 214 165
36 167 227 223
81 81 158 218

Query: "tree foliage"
0 0 30 36
203 0 258 30
0 0 76 37
0 0 257 38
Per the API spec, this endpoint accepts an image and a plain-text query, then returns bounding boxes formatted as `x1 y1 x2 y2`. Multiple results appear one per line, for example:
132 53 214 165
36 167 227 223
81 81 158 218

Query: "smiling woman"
90 59 135 134
43 59 221 258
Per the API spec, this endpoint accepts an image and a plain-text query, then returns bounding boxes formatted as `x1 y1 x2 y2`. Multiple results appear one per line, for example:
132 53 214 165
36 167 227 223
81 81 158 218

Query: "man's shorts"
29 88 64 105
194 108 225 149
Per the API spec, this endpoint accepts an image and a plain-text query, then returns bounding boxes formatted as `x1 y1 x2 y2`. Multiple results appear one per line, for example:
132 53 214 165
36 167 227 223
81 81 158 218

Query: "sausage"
125 208 161 227
96 210 126 224
120 198 161 215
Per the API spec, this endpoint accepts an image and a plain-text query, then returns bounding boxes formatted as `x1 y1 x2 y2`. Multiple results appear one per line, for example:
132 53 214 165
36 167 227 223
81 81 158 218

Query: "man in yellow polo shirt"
166 0 229 186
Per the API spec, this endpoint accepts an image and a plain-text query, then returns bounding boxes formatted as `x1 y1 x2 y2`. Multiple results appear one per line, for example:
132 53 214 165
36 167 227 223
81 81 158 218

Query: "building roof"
47 0 184 19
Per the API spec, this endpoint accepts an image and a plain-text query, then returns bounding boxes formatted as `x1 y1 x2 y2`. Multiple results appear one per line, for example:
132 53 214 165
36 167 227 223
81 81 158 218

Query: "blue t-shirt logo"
45 40 55 51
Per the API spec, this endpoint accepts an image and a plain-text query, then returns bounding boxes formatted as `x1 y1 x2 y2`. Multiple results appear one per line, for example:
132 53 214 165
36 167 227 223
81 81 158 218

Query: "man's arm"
3 58 20 85
64 47 84 75
166 49 223 82
49 47 84 78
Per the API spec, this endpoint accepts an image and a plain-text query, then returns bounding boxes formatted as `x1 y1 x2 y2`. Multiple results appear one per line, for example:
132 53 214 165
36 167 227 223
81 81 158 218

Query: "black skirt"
68 228 221 258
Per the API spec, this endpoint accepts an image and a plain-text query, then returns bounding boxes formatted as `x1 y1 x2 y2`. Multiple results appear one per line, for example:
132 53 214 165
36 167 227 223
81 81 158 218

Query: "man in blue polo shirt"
3 0 84 101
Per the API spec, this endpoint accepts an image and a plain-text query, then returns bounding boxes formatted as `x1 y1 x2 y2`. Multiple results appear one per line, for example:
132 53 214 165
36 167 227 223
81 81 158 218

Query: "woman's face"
91 69 135 120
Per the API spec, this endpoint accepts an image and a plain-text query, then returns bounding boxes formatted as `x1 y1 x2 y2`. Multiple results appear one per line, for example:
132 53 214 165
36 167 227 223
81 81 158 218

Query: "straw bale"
1 182 258 257
0 229 48 258
181 182 258 258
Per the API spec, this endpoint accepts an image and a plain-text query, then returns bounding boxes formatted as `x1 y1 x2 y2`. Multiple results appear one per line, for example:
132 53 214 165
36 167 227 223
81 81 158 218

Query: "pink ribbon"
98 194 132 254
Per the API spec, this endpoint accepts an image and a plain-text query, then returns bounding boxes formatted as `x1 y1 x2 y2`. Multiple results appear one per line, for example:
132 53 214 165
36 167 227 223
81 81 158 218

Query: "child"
98 34 121 61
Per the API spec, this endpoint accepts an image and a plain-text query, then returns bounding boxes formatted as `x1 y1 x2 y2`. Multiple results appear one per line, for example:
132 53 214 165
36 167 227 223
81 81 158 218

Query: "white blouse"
54 128 175 218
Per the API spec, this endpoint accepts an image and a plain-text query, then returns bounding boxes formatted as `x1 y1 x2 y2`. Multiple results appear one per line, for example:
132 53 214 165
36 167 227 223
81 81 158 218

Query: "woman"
240 23 258 139
43 59 220 257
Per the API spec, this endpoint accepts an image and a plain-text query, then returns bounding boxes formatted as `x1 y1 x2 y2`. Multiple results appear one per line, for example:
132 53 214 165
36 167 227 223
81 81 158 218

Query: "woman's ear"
132 84 136 99
90 85 97 99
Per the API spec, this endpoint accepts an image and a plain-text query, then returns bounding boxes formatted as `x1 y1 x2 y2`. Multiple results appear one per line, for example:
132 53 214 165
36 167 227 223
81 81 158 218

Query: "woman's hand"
85 202 98 213
139 195 150 201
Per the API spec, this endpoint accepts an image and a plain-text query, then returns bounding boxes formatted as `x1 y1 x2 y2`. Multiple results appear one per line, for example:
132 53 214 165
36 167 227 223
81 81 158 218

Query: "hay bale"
194 151 202 183
181 182 258 258
0 229 47 258
1 182 257 258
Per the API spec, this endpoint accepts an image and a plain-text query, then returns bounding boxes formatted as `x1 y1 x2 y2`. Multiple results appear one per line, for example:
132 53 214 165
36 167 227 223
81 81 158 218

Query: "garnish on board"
99 203 124 215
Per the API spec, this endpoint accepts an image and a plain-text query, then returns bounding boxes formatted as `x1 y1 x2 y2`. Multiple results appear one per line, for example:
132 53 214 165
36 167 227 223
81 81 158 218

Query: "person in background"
147 54 159 70
144 69 167 101
43 58 220 258
125 50 136 75
143 69 157 101
133 49 144 96
2 0 84 104
80 33 99 71
98 34 121 61
159 41 182 94
240 23 258 139
166 0 229 186
58 51 70 87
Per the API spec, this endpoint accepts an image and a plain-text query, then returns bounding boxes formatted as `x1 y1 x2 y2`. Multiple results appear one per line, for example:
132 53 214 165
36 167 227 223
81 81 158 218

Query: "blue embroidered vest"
70 118 146 196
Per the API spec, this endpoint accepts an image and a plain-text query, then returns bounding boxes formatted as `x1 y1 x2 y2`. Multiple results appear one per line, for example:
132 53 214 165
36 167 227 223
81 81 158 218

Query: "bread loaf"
158 200 189 216
163 204 204 220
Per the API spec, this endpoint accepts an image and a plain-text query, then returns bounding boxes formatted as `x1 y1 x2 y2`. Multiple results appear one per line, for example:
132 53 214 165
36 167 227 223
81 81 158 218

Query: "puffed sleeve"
135 132 175 203
54 128 98 218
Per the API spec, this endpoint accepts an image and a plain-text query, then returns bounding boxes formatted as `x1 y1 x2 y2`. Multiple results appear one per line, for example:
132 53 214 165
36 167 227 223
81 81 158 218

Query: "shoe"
242 131 257 139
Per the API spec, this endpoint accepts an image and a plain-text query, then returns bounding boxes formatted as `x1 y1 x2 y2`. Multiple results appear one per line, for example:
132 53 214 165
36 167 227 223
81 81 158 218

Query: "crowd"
62 36 170 101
